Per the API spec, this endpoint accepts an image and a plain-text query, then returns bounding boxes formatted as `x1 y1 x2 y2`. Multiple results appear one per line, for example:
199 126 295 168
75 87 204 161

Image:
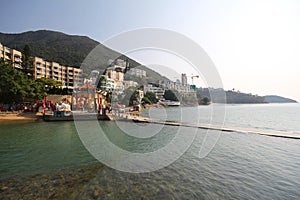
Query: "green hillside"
0 30 100 67
0 30 165 83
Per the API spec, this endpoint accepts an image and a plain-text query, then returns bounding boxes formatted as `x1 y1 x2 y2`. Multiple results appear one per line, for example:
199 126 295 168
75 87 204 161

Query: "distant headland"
263 95 297 104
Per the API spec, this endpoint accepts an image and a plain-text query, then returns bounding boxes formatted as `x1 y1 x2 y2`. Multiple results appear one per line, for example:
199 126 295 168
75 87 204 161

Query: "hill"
198 88 299 104
198 88 266 104
0 30 100 67
263 95 297 103
0 30 166 83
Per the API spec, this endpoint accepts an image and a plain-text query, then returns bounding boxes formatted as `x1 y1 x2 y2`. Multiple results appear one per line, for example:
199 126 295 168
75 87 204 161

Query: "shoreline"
0 112 42 123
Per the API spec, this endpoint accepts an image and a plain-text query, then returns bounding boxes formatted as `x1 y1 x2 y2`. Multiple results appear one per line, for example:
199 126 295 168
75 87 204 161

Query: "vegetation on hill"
0 30 99 67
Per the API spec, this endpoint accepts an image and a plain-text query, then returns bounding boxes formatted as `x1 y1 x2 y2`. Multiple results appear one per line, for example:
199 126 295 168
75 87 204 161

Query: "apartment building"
181 73 188 86
127 68 146 78
99 75 115 91
1 43 83 89
33 57 83 89
159 79 193 93
123 80 138 89
0 43 23 69
144 84 165 100
106 64 125 82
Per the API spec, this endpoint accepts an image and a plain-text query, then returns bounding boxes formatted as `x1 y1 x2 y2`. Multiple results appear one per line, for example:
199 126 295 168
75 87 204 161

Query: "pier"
111 113 300 140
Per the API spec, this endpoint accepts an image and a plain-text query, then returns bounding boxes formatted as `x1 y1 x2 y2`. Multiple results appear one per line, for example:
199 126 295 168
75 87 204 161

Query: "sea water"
0 104 299 199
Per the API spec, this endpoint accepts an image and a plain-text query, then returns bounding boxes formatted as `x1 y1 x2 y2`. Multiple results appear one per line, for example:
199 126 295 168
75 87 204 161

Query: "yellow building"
33 57 83 89
1 43 83 89
106 65 124 82
0 44 22 69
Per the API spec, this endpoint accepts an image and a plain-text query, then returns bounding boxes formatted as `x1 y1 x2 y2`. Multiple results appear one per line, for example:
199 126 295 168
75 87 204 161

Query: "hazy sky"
2 0 300 101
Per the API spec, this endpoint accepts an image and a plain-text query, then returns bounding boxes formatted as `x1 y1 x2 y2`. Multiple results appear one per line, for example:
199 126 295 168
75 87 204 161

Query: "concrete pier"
111 113 300 139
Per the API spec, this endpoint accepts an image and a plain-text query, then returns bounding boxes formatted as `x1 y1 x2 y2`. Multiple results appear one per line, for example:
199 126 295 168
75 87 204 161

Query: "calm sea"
0 103 299 199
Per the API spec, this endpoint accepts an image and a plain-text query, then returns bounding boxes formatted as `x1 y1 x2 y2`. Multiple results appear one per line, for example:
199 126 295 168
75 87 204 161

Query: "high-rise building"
181 73 187 86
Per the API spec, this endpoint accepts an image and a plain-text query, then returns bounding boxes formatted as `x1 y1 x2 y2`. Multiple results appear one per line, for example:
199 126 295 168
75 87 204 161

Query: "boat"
158 100 181 106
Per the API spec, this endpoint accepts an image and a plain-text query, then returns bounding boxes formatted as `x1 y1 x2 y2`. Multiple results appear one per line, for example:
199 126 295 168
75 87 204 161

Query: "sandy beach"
0 112 42 123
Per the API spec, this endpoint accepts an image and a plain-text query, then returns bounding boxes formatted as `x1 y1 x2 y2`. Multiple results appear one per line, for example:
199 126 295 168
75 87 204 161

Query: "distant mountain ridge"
0 30 166 83
263 95 297 103
0 30 99 67
198 88 297 104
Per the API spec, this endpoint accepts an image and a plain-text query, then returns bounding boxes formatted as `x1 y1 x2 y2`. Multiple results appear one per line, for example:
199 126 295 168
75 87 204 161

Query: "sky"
2 0 300 101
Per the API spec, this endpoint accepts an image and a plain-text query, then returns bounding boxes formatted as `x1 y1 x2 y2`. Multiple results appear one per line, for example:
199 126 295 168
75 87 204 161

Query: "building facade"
1 43 83 89
181 73 187 86
33 57 83 89
0 44 23 69
144 84 165 100
159 79 192 93
127 68 146 78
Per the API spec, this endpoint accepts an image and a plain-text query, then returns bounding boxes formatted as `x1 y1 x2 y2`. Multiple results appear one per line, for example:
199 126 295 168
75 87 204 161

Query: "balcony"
14 56 21 62
36 75 44 79
14 63 21 69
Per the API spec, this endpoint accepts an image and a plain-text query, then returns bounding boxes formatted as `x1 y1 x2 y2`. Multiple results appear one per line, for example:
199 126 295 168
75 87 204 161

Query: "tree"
144 91 158 104
196 91 210 105
120 87 136 106
0 59 34 103
0 59 62 103
129 90 140 106
21 44 34 77
35 77 62 94
142 97 152 104
97 75 107 90
201 97 210 105
164 90 179 101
